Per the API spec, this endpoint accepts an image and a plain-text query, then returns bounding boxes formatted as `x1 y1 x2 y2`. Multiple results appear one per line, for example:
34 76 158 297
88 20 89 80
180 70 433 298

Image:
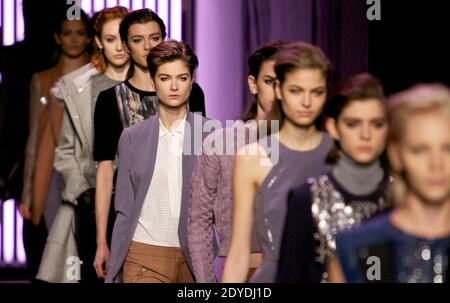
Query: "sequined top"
250 133 333 283
276 172 390 283
311 174 389 265
336 213 450 283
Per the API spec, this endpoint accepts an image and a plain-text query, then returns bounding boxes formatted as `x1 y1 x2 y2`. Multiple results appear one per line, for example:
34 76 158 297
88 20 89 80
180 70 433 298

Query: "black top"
93 81 206 162
188 82 206 116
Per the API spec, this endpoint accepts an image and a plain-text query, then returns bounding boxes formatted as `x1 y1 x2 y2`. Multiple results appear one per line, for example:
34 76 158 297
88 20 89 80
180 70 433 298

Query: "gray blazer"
106 111 215 283
55 64 116 203
37 64 116 282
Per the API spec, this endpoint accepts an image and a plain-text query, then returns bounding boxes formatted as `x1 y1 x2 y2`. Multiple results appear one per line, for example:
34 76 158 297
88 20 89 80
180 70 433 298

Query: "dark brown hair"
273 42 331 126
147 40 199 78
120 9 166 79
242 40 287 122
324 73 386 164
274 42 330 85
119 8 166 43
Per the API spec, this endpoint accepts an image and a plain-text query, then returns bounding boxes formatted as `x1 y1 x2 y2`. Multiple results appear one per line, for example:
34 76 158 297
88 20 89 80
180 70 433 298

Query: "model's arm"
104 128 134 282
93 160 114 278
20 74 41 219
327 255 346 283
187 135 220 282
92 90 119 279
221 149 259 282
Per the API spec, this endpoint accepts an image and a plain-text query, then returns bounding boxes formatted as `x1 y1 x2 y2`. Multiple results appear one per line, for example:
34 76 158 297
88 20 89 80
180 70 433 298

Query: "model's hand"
93 242 110 279
19 203 32 220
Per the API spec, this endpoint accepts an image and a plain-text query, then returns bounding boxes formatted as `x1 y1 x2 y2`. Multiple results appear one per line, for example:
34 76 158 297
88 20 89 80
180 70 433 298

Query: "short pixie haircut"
147 40 199 78
119 8 167 43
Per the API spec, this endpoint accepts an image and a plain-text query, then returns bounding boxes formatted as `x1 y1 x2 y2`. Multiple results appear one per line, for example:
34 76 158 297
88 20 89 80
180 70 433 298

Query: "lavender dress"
250 133 333 282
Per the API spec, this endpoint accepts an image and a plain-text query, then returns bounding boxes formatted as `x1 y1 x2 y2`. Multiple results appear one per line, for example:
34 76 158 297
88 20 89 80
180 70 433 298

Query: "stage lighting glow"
0 199 26 266
2 199 15 264
80 0 92 16
16 209 26 264
2 0 183 46
94 0 104 13
145 0 157 11
107 0 118 9
132 0 144 10
170 0 182 40
2 0 15 46
15 0 24 42
119 0 131 8
157 0 169 37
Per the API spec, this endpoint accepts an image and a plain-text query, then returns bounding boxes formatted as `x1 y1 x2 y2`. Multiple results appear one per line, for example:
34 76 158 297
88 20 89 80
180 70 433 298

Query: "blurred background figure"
335 83 450 283
222 42 334 283
18 7 92 281
276 73 391 282
37 6 130 283
187 41 284 283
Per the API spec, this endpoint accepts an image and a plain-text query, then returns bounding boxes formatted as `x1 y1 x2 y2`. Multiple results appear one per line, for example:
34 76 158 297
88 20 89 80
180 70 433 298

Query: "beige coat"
21 66 64 226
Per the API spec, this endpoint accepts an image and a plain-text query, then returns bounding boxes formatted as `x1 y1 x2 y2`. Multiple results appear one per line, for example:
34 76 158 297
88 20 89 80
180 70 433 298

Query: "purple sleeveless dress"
250 132 333 282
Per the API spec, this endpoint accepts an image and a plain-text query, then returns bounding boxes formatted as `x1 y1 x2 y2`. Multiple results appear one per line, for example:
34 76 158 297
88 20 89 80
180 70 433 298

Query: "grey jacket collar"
58 64 100 147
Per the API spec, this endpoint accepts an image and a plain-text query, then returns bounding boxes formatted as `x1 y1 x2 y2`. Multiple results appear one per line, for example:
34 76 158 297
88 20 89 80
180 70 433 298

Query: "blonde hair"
387 83 450 203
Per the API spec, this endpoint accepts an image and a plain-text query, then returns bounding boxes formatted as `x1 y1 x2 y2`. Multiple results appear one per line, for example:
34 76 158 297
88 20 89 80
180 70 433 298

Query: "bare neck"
128 65 154 92
58 52 90 76
391 193 450 239
159 104 189 131
105 62 130 82
278 119 322 151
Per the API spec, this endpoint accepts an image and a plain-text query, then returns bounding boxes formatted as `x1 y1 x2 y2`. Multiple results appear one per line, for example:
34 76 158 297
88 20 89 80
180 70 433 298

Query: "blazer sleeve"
54 107 90 204
114 128 134 219
107 128 135 283
187 135 220 282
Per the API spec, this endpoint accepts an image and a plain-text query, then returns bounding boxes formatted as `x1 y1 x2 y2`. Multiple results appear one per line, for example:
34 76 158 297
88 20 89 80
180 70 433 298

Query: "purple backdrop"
194 0 369 122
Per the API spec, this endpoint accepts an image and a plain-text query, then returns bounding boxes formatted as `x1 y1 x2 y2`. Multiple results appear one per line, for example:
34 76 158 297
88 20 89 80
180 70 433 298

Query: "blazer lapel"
132 112 160 220
61 81 87 146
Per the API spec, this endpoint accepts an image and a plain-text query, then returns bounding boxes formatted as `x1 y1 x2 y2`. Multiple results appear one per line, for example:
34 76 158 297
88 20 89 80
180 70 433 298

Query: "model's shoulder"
62 64 97 82
128 115 157 134
337 212 391 246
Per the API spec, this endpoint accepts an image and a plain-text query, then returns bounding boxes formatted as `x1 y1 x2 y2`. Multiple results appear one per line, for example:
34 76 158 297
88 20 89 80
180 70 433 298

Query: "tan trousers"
122 241 195 283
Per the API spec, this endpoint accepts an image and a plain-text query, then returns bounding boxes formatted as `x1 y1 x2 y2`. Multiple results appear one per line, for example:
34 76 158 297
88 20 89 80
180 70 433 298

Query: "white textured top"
133 117 186 247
